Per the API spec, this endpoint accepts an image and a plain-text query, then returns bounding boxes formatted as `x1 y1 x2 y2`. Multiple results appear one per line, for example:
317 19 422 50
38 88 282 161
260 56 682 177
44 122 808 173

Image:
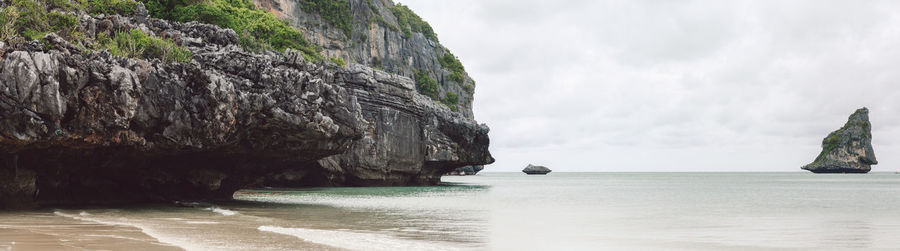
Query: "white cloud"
401 0 900 172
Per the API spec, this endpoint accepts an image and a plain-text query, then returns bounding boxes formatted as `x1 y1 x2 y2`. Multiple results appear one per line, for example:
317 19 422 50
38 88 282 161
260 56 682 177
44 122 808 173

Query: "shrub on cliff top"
439 51 466 83
390 3 437 42
141 0 321 60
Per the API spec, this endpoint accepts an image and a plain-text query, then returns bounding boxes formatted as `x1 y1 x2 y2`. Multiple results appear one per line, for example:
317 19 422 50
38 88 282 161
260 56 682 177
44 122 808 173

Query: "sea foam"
205 207 238 216
258 226 463 251
53 211 200 250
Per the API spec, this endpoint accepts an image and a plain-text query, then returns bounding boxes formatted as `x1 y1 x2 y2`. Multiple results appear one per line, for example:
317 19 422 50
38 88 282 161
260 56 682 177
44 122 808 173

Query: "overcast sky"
402 0 900 172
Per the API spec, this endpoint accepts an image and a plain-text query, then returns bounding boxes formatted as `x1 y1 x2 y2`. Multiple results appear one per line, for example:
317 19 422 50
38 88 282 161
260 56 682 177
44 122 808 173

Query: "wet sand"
1 207 351 251
0 211 181 250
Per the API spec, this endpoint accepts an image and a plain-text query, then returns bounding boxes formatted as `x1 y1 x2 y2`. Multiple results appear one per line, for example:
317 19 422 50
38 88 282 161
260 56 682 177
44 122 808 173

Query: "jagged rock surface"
248 0 495 183
802 108 877 173
262 64 493 186
0 9 492 208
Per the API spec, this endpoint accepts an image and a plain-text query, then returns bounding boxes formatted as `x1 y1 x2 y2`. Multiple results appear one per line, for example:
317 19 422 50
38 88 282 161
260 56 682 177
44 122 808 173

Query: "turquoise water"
7 172 900 250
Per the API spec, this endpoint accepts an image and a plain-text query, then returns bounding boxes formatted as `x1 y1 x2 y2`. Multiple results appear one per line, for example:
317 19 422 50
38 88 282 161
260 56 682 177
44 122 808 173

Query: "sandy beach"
0 211 181 251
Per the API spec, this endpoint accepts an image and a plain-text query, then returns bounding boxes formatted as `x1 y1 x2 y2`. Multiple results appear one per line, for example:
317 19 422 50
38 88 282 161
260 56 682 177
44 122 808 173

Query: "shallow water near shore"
3 172 900 250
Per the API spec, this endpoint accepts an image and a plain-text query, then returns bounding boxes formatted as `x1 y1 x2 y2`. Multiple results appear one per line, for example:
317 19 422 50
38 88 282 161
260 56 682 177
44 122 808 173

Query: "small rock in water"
802 107 878 173
523 164 552 175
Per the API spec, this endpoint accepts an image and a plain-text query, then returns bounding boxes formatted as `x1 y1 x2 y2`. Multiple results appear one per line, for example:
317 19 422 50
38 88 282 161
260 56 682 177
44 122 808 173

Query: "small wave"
205 207 238 216
258 226 462 251
53 211 196 250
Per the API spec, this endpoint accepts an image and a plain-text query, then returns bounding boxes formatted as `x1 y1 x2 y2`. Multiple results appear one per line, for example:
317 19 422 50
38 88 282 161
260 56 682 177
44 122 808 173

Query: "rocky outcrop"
523 164 551 175
802 108 877 173
262 64 492 186
247 0 493 181
0 8 492 208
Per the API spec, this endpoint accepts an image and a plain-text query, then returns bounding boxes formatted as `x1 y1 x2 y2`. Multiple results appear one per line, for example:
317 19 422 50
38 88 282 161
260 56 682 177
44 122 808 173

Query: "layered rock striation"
263 64 492 187
248 0 494 183
802 108 877 173
0 6 492 208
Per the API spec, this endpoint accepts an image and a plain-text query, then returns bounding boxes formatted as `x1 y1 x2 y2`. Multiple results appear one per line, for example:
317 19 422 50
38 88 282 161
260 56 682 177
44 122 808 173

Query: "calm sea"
3 172 900 250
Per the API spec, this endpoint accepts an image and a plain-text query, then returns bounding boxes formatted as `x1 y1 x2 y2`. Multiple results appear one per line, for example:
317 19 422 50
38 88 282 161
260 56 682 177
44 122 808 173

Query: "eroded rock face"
802 108 877 173
247 0 496 183
261 64 493 186
0 9 492 207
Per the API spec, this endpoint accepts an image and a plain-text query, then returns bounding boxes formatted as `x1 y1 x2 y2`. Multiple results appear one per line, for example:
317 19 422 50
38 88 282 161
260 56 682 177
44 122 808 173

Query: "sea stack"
523 164 552 175
802 108 878 173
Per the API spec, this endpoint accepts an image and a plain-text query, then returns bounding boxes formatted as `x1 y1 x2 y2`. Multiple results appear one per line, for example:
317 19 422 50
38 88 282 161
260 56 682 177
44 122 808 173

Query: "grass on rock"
389 3 436 41
140 0 321 60
94 29 192 63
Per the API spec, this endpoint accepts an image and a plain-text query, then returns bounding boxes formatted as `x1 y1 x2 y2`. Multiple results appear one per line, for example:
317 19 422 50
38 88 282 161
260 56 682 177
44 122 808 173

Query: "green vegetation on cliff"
0 0 318 60
811 132 841 165
463 84 474 94
141 0 321 60
1 0 190 63
0 0 187 63
0 0 133 42
389 3 437 41
298 0 351 36
439 51 465 83
329 56 347 66
415 70 460 111
94 29 192 63
821 108 872 155
84 0 137 15
414 70 440 100
365 0 396 32
441 92 459 111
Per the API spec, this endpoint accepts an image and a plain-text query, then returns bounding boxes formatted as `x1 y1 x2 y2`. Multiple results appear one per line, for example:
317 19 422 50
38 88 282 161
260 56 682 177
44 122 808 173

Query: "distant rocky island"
802 108 878 173
523 164 552 175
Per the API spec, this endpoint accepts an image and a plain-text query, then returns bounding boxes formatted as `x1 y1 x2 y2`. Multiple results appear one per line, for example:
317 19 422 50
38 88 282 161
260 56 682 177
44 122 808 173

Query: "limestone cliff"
249 0 489 183
253 0 477 118
802 108 877 173
0 3 492 208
